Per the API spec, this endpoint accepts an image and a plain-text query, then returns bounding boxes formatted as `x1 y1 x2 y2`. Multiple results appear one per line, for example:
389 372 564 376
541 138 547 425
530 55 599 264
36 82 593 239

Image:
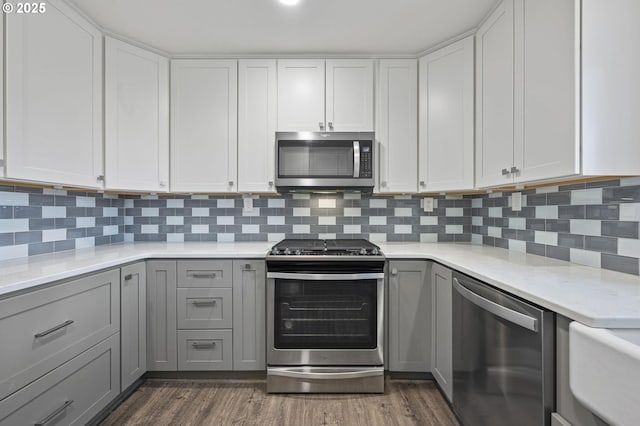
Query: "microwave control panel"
359 143 373 178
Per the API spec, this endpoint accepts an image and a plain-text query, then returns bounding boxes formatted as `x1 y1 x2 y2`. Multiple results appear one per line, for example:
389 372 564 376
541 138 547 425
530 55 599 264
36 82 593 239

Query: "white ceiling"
68 0 497 56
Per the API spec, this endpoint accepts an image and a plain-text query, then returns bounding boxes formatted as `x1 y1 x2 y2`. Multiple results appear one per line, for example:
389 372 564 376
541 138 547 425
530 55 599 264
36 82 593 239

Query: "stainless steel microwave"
275 131 375 191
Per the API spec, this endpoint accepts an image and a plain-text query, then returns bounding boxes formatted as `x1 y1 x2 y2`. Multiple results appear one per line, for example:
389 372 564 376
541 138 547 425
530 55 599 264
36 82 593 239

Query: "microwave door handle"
353 141 360 178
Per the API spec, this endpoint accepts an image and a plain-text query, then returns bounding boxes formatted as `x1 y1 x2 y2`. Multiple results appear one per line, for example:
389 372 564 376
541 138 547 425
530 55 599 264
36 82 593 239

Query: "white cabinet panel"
121 262 146 391
377 60 418 193
515 0 579 182
419 36 475 192
238 59 277 193
0 12 4 177
277 60 325 131
105 37 169 192
5 0 103 188
582 0 640 175
171 60 238 192
475 0 515 188
431 263 453 402
326 60 374 131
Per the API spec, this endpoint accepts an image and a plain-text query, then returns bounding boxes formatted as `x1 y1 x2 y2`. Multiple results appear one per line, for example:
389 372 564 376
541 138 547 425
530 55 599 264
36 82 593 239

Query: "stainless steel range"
266 239 385 393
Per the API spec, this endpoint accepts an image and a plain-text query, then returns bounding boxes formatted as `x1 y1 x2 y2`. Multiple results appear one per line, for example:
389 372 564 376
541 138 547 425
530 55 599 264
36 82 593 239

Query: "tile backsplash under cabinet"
0 177 639 276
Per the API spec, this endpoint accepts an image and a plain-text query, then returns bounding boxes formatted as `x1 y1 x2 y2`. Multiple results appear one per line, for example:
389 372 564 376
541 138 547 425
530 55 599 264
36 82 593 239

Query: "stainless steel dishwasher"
452 272 554 426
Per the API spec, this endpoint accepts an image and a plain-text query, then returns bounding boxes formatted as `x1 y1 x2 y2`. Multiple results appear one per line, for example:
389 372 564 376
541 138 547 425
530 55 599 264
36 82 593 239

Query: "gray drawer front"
0 333 120 425
177 330 233 371
177 288 233 329
0 269 120 400
177 260 232 288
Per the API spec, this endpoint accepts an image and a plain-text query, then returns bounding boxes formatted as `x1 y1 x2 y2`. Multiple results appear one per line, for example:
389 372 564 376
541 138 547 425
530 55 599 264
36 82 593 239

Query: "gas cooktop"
268 239 383 257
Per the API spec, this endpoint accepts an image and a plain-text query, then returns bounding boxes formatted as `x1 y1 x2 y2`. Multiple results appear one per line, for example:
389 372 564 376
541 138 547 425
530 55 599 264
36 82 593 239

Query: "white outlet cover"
423 197 434 213
512 192 522 211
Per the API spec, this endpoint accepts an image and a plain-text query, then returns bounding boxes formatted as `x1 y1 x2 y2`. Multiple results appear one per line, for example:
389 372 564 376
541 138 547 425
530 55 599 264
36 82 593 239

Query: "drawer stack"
177 260 234 370
0 270 121 425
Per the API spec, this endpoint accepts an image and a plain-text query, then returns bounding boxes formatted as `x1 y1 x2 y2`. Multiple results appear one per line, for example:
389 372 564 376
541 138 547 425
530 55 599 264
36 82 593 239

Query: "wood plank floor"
101 380 459 426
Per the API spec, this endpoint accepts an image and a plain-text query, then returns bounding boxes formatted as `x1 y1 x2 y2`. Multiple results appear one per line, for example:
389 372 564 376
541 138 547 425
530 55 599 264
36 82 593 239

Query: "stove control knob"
371 248 379 256
360 248 367 255
283 248 291 255
271 248 280 255
295 249 301 256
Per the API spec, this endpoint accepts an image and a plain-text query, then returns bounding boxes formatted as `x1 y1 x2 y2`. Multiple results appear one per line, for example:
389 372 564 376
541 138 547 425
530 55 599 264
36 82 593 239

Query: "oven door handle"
267 272 384 280
268 367 383 380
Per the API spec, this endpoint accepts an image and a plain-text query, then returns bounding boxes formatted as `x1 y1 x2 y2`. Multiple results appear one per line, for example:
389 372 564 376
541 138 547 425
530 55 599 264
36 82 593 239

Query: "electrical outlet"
243 196 254 212
512 192 522 211
423 197 434 213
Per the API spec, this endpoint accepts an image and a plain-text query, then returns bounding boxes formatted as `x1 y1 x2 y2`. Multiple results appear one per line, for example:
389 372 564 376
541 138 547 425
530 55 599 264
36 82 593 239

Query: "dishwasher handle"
453 278 538 332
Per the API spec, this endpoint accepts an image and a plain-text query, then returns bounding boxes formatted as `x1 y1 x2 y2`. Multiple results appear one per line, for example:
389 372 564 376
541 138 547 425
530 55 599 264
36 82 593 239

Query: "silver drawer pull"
124 274 133 281
34 400 74 425
192 341 216 349
190 273 217 279
34 320 74 338
192 300 216 307
244 264 251 270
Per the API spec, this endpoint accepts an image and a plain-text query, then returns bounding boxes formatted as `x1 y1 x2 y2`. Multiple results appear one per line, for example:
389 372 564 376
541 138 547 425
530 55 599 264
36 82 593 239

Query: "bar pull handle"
319 122 325 131
501 168 509 176
328 122 334 131
192 300 217 307
192 341 216 349
353 141 361 178
453 278 538 332
124 274 133 281
34 400 74 425
244 263 252 270
34 320 74 338
190 273 217 279
510 166 520 174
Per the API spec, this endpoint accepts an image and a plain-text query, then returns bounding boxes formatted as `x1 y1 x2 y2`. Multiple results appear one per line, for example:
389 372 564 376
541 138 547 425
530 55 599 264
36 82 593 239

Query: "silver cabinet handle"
501 168 509 176
228 181 234 186
453 278 538 332
268 272 384 281
192 341 216 349
269 368 382 381
192 300 217 307
96 175 105 181
268 181 274 187
390 268 398 276
319 122 325 130
244 263 252 270
328 122 334 130
353 141 361 178
124 274 133 281
190 273 217 279
159 181 167 187
510 166 519 174
34 320 74 338
419 181 425 187
34 400 74 426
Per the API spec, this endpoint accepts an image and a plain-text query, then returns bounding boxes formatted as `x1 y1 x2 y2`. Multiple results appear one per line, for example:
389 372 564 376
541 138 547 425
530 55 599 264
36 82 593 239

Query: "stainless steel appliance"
452 272 554 426
266 239 385 393
275 131 375 191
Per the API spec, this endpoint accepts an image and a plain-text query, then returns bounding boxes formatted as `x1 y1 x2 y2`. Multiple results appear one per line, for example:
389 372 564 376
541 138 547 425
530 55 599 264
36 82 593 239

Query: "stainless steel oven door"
267 272 384 366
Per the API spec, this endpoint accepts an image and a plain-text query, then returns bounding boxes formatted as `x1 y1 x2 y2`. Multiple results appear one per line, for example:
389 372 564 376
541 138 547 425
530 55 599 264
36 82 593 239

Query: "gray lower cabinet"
232 260 266 371
0 269 120 401
177 330 233 370
177 288 233 329
388 260 432 372
146 260 178 371
0 333 120 425
430 263 453 401
120 262 147 391
177 260 233 288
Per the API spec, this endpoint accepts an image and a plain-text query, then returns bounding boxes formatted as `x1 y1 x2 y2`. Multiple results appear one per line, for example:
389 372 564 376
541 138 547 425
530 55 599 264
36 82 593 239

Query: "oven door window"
278 140 354 178
274 279 377 349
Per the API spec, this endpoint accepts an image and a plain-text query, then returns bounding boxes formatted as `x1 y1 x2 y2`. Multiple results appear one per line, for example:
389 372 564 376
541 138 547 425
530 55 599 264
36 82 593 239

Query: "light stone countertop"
0 241 639 328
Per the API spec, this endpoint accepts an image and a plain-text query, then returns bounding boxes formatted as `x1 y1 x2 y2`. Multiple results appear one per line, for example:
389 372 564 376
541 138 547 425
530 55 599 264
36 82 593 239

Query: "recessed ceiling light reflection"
279 0 300 6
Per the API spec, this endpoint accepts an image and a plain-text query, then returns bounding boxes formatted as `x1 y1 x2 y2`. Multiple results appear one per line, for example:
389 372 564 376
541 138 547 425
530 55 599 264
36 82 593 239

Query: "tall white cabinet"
105 37 169 192
5 0 103 188
377 59 418 193
238 60 277 193
277 59 373 132
419 36 475 192
170 60 238 192
0 12 4 177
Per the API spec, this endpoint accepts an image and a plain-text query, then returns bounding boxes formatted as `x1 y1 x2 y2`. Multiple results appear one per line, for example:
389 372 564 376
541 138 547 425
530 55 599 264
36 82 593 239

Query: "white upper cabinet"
277 59 373 132
0 12 4 177
105 37 169 192
171 60 238 192
475 0 515 188
277 60 325 132
377 59 418 193
5 0 103 188
238 59 277 193
325 60 374 131
419 36 475 192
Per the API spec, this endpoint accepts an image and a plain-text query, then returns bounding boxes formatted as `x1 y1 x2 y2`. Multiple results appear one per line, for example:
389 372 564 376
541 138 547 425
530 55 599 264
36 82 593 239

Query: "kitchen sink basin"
569 322 640 426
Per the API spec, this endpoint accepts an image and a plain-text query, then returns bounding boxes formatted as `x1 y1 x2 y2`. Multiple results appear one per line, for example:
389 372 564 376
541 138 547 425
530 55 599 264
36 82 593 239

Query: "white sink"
569 322 640 426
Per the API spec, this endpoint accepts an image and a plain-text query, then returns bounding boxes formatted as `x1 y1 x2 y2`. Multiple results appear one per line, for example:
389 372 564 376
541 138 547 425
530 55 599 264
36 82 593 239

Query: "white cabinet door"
419 36 475 192
5 0 103 188
105 37 169 192
171 60 238 192
514 0 579 183
277 59 325 131
431 263 453 402
238 60 277 193
326 59 374 131
475 0 515 188
377 60 418 193
121 262 146 391
0 11 4 177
